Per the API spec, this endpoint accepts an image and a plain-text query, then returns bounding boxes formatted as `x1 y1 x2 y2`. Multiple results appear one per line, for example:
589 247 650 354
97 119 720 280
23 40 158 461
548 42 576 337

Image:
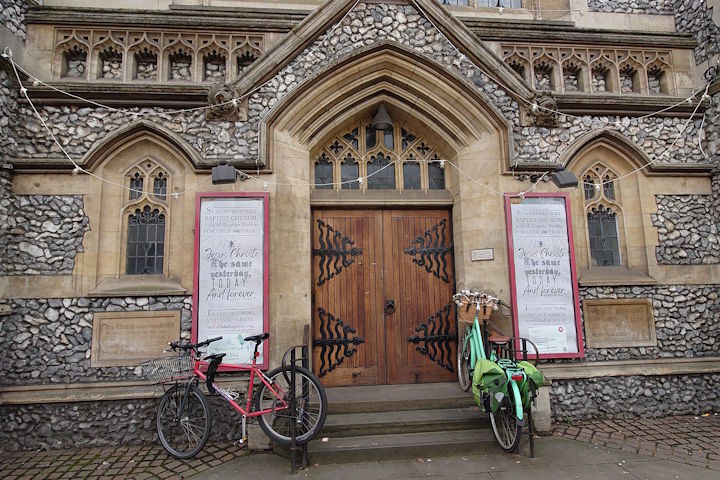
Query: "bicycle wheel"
489 381 522 452
457 327 472 392
156 383 212 459
254 365 327 446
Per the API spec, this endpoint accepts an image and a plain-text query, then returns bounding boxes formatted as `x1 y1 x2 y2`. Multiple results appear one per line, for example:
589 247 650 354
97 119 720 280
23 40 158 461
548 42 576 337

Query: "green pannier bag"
516 360 545 409
471 358 508 413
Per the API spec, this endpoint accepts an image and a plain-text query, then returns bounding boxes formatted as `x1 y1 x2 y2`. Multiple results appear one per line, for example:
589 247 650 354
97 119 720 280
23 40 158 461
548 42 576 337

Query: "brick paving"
0 443 246 480
553 413 720 471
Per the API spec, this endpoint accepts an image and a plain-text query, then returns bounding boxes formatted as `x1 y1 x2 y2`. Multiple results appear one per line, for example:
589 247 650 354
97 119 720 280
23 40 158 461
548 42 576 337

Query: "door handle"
385 299 396 315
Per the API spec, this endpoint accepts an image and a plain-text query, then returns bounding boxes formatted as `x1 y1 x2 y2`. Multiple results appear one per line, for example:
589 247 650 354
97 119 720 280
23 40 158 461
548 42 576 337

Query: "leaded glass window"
583 164 622 268
311 118 446 193
314 154 333 189
403 162 421 190
587 205 620 266
130 172 143 200
367 153 395 189
603 175 615 200
583 175 595 200
341 155 360 190
126 205 166 274
153 172 167 201
428 161 445 190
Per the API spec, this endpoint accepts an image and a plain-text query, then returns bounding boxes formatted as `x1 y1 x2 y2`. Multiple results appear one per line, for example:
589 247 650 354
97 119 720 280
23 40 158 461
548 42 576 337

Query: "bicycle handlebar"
167 336 223 353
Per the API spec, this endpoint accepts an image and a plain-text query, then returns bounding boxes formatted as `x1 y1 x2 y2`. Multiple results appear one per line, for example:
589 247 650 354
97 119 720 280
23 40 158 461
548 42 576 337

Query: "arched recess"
81 119 204 172
260 41 514 172
558 128 654 173
561 129 654 281
81 121 201 297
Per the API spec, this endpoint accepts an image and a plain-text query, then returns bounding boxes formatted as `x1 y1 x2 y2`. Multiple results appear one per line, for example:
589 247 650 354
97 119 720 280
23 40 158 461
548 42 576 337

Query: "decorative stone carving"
527 92 558 127
206 82 247 121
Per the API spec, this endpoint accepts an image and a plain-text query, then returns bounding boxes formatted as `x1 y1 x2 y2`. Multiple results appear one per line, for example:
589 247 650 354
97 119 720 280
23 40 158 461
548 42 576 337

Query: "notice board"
192 192 269 369
505 193 584 359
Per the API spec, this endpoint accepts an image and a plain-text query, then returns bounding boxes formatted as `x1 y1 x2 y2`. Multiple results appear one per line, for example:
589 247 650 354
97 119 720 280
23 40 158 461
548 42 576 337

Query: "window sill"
88 275 187 297
577 267 657 287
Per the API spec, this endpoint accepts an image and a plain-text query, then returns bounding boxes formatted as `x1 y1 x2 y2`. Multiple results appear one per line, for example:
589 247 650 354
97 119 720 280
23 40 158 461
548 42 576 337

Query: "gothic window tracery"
123 160 170 275
311 119 446 193
583 164 622 267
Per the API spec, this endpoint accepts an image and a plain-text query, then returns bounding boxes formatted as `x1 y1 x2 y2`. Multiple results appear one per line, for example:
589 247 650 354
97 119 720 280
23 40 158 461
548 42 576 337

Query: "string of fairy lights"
1 0 715 200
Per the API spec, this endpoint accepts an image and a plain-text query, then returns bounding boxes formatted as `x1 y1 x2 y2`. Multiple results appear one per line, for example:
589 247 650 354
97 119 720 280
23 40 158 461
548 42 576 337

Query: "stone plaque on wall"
91 311 180 367
583 298 656 348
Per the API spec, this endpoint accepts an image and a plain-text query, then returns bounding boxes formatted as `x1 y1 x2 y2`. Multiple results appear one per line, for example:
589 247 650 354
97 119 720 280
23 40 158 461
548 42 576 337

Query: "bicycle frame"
463 302 524 424
191 359 288 419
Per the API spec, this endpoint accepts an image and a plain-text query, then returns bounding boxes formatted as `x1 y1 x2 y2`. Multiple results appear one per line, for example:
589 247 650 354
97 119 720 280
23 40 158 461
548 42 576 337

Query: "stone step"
326 382 476 414
322 406 489 437
307 429 501 464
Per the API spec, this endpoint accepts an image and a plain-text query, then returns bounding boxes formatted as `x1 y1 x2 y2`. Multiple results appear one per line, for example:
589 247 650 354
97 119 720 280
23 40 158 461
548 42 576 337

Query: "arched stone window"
122 159 170 275
583 164 622 267
311 119 446 193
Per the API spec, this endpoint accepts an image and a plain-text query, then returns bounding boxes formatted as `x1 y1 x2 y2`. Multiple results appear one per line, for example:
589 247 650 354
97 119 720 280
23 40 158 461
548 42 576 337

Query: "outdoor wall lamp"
372 103 393 131
525 167 579 189
211 163 249 184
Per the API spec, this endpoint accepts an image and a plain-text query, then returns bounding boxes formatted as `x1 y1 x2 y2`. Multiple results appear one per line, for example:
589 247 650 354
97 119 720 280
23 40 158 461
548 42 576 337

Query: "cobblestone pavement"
0 443 246 480
3 415 719 479
552 413 720 471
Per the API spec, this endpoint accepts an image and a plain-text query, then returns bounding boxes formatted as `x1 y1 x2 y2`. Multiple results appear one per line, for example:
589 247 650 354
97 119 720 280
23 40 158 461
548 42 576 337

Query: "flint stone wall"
551 374 720 422
0 0 30 41
1 69 19 162
10 2 708 169
2 195 89 275
673 0 720 65
0 296 192 386
0 394 251 452
652 195 720 264
587 0 674 14
576 285 720 363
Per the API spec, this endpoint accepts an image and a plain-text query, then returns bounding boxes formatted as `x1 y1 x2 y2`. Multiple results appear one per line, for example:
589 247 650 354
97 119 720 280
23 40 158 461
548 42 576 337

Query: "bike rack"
281 325 311 474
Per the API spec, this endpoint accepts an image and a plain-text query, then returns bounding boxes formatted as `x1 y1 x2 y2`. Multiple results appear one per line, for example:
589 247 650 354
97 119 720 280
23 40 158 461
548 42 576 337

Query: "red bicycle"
142 333 327 459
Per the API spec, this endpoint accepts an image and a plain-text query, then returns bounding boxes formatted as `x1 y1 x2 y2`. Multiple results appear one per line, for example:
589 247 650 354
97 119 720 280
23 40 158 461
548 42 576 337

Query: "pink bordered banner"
192 192 270 370
504 192 584 359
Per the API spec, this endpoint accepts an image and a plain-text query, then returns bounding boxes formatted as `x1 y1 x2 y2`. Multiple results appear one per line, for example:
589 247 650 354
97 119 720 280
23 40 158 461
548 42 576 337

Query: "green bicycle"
453 290 539 453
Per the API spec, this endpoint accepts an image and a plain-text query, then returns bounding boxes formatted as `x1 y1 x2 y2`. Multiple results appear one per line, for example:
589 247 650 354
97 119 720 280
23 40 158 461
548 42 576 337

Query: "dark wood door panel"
385 210 456 384
311 210 384 387
312 208 455 386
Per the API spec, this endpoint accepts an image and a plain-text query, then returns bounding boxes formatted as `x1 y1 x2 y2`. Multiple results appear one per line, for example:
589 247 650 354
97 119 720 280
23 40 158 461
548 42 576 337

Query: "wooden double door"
311 209 456 386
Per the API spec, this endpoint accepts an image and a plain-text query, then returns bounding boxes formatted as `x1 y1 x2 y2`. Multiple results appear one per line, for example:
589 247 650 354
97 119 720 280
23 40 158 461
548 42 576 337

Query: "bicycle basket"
140 355 194 384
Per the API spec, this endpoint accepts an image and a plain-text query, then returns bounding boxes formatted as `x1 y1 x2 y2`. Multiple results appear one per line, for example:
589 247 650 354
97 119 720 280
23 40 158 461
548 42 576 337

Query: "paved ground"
553 413 720 471
0 443 244 480
1 414 718 479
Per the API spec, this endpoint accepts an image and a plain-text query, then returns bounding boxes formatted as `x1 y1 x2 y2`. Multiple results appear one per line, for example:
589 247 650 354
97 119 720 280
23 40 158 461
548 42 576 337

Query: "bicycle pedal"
233 438 248 449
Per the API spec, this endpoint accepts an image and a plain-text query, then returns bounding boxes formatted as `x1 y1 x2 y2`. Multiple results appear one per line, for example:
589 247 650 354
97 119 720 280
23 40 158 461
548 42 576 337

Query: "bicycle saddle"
244 332 269 343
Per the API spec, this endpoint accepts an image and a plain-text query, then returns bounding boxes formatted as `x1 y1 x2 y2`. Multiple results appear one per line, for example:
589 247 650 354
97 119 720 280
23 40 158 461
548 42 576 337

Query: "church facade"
0 0 718 450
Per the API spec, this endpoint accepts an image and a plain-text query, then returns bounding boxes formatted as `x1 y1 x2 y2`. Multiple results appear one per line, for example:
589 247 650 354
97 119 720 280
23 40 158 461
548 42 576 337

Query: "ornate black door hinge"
407 303 457 372
312 308 365 377
312 219 363 286
403 218 453 283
